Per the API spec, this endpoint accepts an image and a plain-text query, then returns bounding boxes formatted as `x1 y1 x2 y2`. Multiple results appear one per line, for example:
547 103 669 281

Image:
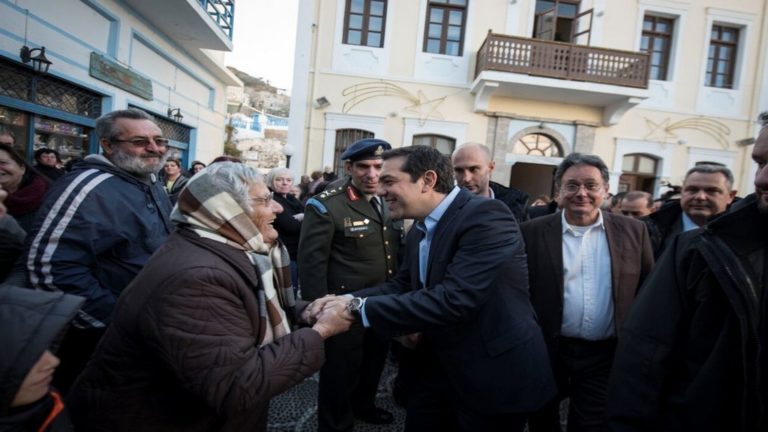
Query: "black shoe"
355 407 394 425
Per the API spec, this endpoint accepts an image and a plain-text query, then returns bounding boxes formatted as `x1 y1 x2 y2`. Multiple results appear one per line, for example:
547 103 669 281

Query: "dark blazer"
355 188 556 414
520 211 654 349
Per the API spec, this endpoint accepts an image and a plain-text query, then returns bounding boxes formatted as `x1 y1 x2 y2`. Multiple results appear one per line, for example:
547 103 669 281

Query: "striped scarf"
170 171 295 346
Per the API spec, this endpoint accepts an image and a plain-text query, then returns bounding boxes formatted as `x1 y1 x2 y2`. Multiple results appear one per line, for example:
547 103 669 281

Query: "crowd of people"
0 107 766 432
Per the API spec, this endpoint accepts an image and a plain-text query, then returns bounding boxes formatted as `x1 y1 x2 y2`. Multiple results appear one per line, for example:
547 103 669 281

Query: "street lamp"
282 144 295 168
167 108 183 123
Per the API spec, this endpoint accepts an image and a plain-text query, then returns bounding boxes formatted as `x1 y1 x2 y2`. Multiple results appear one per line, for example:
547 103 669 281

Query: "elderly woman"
67 162 350 431
266 167 304 289
0 144 50 231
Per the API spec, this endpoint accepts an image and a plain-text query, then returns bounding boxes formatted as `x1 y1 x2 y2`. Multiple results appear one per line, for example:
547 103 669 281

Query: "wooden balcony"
476 33 650 89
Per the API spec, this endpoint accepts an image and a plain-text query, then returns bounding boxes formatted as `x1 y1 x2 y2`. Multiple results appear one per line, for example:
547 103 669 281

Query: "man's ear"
99 139 113 156
488 160 496 173
344 160 352 175
422 170 437 192
728 190 737 200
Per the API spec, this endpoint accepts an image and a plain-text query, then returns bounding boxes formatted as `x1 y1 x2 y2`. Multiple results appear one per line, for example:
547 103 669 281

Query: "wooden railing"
476 33 649 89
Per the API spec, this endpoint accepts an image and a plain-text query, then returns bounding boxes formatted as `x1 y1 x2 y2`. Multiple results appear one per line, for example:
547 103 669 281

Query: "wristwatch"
345 297 364 319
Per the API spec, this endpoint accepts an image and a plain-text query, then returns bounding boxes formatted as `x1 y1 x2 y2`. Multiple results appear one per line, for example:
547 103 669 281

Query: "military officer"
299 138 401 431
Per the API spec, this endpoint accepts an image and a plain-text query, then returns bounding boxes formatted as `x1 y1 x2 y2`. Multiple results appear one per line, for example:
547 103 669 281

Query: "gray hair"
266 167 292 190
203 162 264 213
95 108 154 142
554 153 610 187
685 164 734 189
760 111 768 128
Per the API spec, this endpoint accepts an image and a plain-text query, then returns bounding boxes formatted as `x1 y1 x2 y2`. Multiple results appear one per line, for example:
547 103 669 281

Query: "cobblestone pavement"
267 361 405 432
268 360 568 432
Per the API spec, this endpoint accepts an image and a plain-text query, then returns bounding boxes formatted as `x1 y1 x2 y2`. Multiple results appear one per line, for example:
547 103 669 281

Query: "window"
334 128 374 174
533 0 591 44
706 25 739 89
641 15 674 80
619 153 658 193
343 0 387 48
423 0 468 56
513 133 563 157
413 134 455 155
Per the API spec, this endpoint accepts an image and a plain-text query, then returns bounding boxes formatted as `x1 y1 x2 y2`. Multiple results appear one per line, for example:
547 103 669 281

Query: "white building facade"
0 0 241 168
288 0 768 198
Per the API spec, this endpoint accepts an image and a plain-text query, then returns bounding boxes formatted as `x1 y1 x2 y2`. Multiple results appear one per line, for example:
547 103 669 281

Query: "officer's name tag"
345 225 372 235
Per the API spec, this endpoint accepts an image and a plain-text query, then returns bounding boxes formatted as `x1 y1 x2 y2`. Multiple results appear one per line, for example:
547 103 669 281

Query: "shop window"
0 57 102 118
424 0 468 56
0 106 30 159
34 117 90 164
412 134 455 155
343 0 388 48
334 128 374 174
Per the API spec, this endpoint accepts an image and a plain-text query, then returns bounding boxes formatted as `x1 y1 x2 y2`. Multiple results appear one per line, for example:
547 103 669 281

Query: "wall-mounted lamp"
314 96 330 109
538 122 546 129
167 108 183 123
20 46 52 73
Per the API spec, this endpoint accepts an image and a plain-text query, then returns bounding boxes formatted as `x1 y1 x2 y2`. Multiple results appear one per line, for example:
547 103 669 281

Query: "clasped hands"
300 295 354 339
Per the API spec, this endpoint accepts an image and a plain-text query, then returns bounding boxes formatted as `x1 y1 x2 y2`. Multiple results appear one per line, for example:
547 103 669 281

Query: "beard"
757 188 768 215
110 147 169 179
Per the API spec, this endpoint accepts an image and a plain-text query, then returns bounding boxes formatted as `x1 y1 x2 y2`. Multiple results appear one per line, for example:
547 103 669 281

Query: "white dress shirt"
560 210 615 340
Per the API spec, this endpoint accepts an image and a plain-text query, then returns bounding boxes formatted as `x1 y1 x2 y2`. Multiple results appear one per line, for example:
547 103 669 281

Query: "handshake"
300 295 355 340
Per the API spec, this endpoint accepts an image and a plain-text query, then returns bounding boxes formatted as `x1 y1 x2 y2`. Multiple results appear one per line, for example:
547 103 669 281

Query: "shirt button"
383 227 387 231
387 255 391 259
388 270 392 274
359 234 364 238
384 241 389 245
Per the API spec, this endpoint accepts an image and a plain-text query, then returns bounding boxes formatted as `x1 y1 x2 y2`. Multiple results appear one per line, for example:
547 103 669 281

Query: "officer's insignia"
344 217 352 228
353 220 365 226
374 145 384 156
346 186 360 201
364 218 370 225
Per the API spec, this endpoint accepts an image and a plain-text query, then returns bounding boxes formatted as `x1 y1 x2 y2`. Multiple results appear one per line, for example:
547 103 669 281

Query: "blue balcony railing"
201 0 234 40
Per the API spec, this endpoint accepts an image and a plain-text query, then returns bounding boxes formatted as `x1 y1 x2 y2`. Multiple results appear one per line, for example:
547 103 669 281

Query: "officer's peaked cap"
341 138 392 162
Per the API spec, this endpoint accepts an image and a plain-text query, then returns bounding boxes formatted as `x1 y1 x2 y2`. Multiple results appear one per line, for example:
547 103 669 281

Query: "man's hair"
623 191 653 208
165 157 181 167
382 145 454 194
554 153 610 187
611 191 627 207
684 164 734 189
203 161 264 213
34 147 59 161
95 108 154 143
759 111 768 128
452 142 492 161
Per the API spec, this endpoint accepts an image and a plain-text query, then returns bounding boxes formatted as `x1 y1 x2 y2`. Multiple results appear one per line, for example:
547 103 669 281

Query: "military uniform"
299 139 401 432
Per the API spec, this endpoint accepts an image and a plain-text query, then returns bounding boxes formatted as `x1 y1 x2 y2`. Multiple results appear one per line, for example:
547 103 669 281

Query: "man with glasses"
24 108 173 394
521 153 654 432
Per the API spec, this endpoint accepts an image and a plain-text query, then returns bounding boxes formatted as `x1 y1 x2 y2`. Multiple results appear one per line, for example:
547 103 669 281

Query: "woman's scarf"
170 171 295 346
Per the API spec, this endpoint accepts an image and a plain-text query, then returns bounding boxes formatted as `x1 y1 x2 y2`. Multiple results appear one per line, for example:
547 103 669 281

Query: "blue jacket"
26 155 172 328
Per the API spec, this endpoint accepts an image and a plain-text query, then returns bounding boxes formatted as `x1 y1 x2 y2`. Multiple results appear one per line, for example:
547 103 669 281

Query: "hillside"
227 66 278 93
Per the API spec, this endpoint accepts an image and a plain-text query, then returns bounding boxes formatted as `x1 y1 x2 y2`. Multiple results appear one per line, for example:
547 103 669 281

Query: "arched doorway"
508 132 564 199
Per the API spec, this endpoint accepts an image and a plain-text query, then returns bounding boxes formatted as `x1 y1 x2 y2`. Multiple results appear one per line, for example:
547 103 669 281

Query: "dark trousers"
528 336 617 432
317 324 389 432
402 342 527 432
52 326 106 396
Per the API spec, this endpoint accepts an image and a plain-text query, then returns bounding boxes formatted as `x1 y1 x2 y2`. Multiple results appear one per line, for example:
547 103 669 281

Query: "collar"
417 186 461 235
681 212 700 232
561 209 605 234
488 187 495 199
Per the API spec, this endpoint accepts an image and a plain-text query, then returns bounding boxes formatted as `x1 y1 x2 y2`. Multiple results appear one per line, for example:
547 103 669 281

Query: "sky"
225 0 300 94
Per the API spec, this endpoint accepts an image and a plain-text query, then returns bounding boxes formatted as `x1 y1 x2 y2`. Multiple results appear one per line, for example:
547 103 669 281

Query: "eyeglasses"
562 182 604 194
111 137 170 147
249 191 274 206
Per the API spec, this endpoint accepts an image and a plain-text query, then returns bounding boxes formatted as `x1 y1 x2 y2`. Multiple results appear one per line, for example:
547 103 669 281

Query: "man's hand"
302 294 337 324
312 301 353 339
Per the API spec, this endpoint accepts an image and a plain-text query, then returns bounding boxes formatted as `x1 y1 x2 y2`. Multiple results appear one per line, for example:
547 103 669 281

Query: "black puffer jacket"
607 194 768 431
489 181 529 223
0 287 84 431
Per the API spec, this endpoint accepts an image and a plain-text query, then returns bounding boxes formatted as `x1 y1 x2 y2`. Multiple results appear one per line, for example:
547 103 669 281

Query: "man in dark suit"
309 145 555 432
521 153 654 432
299 138 401 431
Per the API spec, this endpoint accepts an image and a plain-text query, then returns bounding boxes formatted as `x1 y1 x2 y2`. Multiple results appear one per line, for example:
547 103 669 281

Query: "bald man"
452 143 529 222
620 191 654 218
